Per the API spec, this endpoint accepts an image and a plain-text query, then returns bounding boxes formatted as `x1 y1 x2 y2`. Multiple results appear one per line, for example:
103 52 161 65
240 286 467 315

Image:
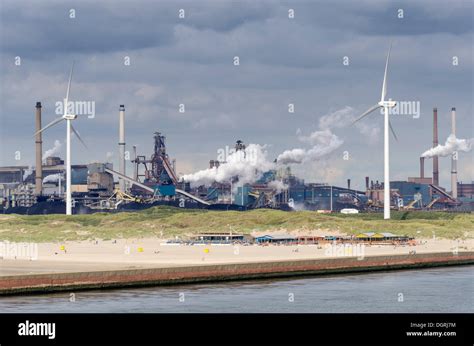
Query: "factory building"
272 183 367 211
390 181 431 207
458 182 474 198
87 163 115 196
1 101 472 214
0 162 88 186
457 182 474 210
0 159 94 208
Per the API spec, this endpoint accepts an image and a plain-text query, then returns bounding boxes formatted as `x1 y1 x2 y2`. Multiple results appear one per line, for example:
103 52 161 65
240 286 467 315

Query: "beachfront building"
191 232 247 244
355 232 413 242
254 234 297 244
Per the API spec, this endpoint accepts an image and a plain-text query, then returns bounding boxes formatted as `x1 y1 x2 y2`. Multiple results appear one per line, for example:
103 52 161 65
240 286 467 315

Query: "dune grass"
0 206 472 242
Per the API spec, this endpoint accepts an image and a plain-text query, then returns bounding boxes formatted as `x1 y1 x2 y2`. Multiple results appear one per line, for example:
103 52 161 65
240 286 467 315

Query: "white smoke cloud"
277 129 343 164
43 140 62 161
277 106 385 165
267 180 288 193
318 106 355 129
355 122 380 144
106 151 114 161
182 107 380 185
290 202 309 211
276 148 306 164
298 129 340 146
181 144 275 187
421 134 474 158
43 173 63 184
319 106 380 143
23 166 34 180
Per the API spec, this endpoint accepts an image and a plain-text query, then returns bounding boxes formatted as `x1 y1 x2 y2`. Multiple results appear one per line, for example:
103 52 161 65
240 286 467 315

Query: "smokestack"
420 157 425 179
132 145 138 181
119 105 126 191
365 176 369 190
451 107 458 199
432 107 439 186
35 102 43 195
347 179 351 190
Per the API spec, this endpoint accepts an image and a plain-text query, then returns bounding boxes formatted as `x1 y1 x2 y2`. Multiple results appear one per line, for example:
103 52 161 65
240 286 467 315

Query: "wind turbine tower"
34 62 87 215
353 43 397 220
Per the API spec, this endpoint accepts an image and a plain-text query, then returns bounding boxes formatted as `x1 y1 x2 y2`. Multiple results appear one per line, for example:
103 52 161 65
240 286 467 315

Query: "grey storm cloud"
0 0 275 57
0 0 472 191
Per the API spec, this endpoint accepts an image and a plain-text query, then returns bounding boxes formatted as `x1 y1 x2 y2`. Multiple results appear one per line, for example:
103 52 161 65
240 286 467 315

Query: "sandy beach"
1 237 472 276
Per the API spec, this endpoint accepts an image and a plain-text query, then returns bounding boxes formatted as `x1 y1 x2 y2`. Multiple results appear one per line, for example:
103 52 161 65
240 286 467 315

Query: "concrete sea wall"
1 252 473 295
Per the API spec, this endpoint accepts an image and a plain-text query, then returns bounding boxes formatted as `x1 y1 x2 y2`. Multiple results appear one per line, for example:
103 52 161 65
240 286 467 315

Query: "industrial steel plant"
0 39 472 217
1 3 474 344
0 93 472 215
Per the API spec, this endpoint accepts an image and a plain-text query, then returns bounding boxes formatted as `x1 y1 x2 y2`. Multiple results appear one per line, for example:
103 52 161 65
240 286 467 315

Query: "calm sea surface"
1 266 473 313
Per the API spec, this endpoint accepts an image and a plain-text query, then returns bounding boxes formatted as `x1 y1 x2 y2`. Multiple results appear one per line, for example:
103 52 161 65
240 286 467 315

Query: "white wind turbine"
353 43 397 220
34 62 87 215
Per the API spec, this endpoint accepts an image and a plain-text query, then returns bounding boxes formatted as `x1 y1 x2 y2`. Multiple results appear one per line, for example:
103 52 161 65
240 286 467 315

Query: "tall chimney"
420 157 425 179
347 178 351 190
432 107 439 186
35 102 43 195
119 105 126 191
132 145 138 181
451 107 458 199
365 176 369 190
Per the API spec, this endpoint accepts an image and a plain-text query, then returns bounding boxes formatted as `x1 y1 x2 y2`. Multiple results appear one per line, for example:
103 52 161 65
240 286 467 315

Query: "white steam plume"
106 152 114 161
181 144 275 187
43 173 63 184
267 180 289 193
318 106 355 129
319 106 380 143
43 140 62 161
276 107 366 165
421 134 474 158
182 107 374 186
276 148 306 165
290 202 309 211
277 129 343 164
23 166 34 180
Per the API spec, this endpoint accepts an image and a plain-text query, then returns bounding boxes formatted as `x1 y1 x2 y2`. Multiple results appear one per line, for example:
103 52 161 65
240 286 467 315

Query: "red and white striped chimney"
451 107 457 199
119 105 126 191
432 108 439 186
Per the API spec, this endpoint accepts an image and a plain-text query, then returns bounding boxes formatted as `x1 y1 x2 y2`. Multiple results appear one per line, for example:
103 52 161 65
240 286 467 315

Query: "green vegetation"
0 206 472 242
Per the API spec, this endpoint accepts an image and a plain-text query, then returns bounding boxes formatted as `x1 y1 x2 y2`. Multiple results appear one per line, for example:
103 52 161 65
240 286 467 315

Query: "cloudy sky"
0 0 472 190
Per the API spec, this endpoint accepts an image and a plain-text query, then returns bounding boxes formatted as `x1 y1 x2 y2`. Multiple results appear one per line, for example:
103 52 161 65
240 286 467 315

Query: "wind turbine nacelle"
63 114 77 120
379 100 397 108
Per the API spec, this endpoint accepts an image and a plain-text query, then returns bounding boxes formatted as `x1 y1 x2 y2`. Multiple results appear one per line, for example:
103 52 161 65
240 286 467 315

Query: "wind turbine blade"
70 124 88 149
389 119 398 141
65 61 75 110
33 117 64 136
352 104 381 124
381 42 392 102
